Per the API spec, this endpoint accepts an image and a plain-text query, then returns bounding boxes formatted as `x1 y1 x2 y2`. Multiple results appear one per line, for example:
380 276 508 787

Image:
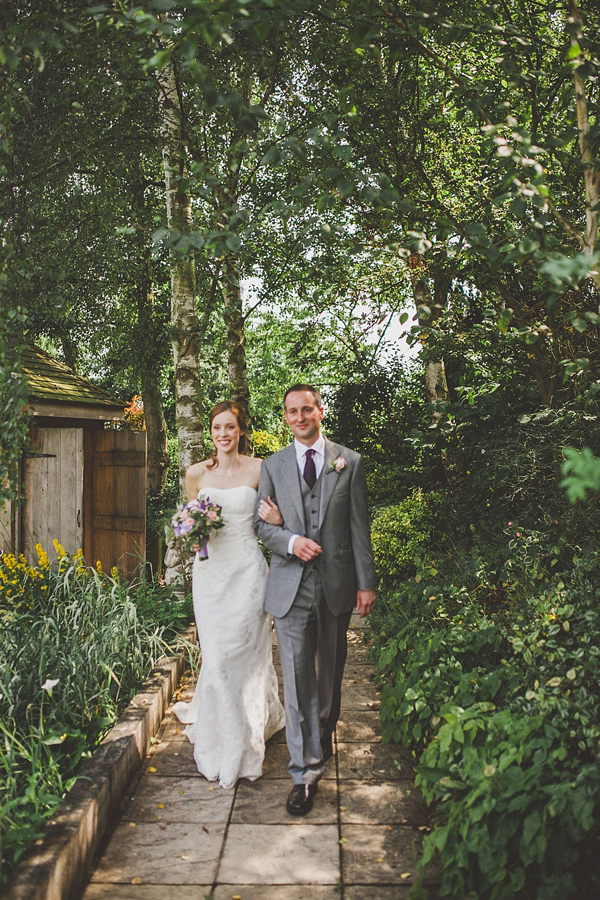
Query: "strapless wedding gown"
172 485 285 788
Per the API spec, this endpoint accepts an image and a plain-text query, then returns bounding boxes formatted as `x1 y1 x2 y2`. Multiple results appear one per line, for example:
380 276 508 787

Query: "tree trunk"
414 277 449 422
158 61 204 493
223 251 252 446
132 180 169 496
568 0 600 287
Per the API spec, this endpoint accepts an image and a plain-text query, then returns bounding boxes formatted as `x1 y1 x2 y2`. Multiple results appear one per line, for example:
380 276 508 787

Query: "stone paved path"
81 617 436 900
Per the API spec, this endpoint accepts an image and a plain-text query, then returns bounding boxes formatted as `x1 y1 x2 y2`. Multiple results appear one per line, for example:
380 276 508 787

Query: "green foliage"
0 308 29 505
371 501 600 899
370 490 440 591
252 428 283 459
561 447 600 503
0 544 193 881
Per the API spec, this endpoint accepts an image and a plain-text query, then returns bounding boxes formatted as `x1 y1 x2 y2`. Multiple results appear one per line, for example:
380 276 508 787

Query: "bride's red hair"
207 401 248 468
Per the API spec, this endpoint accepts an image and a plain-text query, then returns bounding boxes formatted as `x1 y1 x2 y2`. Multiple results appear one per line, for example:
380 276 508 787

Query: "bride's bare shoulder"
185 459 212 497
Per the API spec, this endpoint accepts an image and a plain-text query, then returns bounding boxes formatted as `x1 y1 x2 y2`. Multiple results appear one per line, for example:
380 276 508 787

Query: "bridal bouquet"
171 497 224 559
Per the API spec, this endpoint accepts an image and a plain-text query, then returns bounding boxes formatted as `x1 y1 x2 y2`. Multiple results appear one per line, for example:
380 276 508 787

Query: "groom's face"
284 390 324 446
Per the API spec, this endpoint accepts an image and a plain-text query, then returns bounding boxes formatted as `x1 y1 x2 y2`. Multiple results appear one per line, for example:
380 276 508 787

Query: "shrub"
370 489 441 590
370 524 600 900
0 544 194 881
252 428 283 458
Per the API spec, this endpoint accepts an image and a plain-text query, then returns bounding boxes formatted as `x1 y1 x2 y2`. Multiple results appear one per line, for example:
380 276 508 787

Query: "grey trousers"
274 569 352 785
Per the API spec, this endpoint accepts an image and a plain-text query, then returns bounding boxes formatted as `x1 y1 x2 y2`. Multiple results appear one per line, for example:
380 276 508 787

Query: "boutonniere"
329 455 347 474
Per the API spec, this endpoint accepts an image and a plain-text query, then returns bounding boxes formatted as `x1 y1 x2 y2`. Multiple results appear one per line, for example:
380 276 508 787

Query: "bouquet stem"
197 539 209 560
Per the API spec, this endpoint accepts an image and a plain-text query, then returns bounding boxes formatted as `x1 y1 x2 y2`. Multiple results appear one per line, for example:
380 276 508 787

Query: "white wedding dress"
172 485 285 788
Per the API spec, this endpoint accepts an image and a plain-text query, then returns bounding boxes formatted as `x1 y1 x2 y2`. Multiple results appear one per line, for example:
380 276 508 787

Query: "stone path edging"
5 625 197 900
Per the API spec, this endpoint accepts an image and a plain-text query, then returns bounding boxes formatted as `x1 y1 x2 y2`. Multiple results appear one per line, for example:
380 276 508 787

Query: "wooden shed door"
24 428 84 560
90 430 146 578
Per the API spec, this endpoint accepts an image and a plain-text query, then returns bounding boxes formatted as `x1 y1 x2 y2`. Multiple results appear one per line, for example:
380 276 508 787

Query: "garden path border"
5 624 196 900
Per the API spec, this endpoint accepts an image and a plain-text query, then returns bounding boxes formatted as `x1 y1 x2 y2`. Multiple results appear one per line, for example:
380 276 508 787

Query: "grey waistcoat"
300 466 323 580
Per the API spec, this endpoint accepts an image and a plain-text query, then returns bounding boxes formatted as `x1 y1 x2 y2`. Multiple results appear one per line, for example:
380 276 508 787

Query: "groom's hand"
292 537 323 561
355 590 376 618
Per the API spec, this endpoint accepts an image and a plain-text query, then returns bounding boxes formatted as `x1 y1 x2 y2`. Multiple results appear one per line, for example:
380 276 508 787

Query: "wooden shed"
0 346 147 578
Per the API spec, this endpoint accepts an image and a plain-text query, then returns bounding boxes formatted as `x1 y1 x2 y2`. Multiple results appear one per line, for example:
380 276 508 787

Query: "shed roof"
23 345 124 412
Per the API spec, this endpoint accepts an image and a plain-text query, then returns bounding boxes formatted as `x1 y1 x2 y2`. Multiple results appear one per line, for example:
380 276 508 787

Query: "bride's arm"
257 496 283 526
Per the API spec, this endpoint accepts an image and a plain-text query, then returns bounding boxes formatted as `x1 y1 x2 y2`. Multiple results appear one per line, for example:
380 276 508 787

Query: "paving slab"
345 887 415 900
341 824 424 884
83 885 210 899
344 660 375 679
232 778 338 825
213 887 341 900
337 742 410 781
91 820 225 885
339 780 430 825
260 740 336 780
125 775 234 824
340 681 381 711
336 709 381 743
144 737 201 777
218 824 340 884
157 714 188 743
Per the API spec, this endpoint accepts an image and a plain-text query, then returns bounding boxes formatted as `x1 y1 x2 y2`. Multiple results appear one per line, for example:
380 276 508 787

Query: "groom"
255 384 376 816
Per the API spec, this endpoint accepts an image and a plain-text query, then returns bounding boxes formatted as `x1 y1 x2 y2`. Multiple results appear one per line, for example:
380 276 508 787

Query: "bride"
172 400 286 788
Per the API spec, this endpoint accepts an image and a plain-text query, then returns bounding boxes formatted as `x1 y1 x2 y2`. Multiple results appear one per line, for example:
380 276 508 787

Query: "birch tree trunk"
137 269 169 495
568 0 600 287
131 178 169 496
158 62 204 493
414 277 449 423
223 250 252 445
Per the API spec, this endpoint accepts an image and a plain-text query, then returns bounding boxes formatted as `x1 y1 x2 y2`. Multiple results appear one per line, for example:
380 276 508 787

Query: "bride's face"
211 410 242 454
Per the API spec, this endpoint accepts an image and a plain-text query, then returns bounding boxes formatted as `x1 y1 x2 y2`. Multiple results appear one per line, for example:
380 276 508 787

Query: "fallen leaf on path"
157 803 164 808
181 855 189 860
131 877 143 885
148 766 157 773
400 872 412 879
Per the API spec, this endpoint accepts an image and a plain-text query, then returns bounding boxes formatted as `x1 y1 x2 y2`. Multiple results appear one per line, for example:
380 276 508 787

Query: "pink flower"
508 521 512 526
207 510 218 522
185 517 195 527
331 456 347 473
516 532 521 537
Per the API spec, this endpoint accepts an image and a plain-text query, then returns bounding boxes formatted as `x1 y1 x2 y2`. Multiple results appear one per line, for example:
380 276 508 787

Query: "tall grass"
0 544 194 881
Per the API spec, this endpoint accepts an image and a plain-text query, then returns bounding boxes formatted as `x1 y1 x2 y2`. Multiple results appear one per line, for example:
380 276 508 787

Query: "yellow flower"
53 539 67 558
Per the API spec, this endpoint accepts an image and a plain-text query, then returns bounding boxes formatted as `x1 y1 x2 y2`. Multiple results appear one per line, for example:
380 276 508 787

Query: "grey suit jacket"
255 438 376 618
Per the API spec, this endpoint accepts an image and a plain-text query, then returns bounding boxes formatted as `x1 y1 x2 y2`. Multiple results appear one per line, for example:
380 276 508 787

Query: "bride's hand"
258 496 284 526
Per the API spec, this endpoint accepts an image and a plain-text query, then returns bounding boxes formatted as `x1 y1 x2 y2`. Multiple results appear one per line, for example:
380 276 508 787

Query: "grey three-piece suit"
255 437 376 785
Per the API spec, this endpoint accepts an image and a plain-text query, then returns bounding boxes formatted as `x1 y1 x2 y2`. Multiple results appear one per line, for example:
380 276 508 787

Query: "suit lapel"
279 444 305 527
319 438 341 527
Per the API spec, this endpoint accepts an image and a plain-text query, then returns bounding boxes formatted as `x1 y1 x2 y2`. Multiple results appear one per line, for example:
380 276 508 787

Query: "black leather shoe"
286 783 318 816
321 733 333 762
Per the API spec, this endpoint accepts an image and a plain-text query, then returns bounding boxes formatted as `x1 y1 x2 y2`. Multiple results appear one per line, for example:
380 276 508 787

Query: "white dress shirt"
287 435 326 555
